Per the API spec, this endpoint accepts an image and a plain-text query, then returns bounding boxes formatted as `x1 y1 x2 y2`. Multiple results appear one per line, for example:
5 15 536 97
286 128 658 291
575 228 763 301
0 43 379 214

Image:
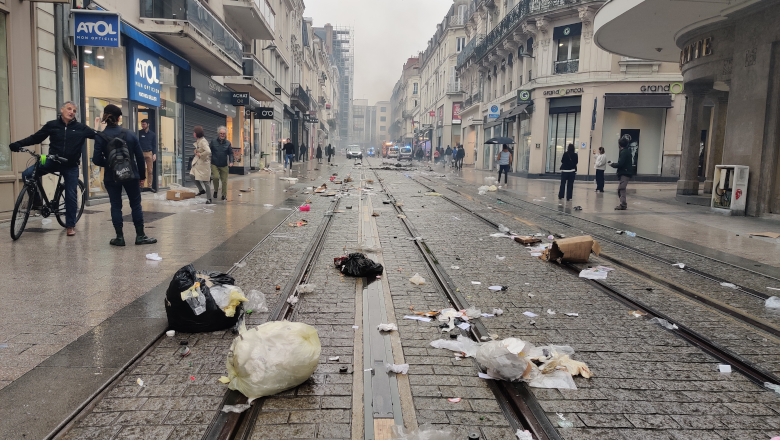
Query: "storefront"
78 14 189 199
182 69 238 179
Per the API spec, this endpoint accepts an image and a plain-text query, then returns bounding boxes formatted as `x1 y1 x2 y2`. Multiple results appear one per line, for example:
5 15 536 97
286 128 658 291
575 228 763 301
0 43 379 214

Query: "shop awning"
121 23 189 71
604 94 672 109
506 103 529 118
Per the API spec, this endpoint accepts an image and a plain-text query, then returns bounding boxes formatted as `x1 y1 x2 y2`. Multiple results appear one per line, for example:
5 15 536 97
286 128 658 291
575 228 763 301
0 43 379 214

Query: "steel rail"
401 173 780 389
202 174 349 440
369 162 562 440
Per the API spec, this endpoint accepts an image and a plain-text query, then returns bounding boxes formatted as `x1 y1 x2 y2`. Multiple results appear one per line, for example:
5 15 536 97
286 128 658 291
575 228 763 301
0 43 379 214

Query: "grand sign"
543 87 584 96
640 83 684 94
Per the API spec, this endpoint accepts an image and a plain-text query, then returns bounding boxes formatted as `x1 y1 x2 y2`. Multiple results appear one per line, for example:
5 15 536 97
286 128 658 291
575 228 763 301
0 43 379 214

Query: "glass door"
546 112 580 172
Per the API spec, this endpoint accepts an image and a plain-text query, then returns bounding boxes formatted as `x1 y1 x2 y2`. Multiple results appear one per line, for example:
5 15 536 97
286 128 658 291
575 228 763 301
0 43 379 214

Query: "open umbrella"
485 137 515 144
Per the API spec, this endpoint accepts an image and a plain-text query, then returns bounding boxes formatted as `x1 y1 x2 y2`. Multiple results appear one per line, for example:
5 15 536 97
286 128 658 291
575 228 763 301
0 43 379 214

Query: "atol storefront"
74 11 189 200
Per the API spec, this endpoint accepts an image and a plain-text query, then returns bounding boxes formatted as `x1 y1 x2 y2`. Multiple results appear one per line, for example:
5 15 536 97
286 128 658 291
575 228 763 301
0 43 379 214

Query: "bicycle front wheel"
10 185 33 240
54 179 86 228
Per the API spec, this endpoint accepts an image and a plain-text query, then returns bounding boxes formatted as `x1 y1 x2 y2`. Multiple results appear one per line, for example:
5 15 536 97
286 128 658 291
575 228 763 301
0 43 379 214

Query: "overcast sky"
304 0 454 106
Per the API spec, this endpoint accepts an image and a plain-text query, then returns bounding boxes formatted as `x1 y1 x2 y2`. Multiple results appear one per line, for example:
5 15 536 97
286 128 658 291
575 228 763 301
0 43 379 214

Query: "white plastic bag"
765 296 780 309
430 335 482 358
245 290 268 313
476 338 535 382
528 369 577 390
220 321 321 399
209 285 248 317
410 273 426 285
385 363 409 374
377 323 398 332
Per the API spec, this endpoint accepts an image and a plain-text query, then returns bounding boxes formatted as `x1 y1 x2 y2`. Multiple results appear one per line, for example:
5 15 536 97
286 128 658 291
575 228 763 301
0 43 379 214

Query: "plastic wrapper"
337 252 384 277
245 290 268 312
766 296 780 309
498 224 510 233
385 363 409 374
409 273 426 285
209 285 249 317
390 424 456 440
430 335 482 358
165 265 241 333
476 338 536 382
220 321 321 399
528 369 577 390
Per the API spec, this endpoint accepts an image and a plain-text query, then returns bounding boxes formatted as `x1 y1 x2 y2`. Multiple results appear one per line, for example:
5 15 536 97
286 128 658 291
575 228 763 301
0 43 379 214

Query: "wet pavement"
1 158 779 440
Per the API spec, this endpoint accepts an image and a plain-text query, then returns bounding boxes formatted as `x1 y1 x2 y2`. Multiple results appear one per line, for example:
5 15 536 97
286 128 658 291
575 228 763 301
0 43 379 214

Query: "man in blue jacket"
9 101 96 236
91 104 157 246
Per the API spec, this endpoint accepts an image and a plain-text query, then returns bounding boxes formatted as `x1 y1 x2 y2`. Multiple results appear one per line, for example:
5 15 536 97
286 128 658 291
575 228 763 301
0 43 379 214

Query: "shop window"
0 14 10 173
554 36 580 74
546 112 580 173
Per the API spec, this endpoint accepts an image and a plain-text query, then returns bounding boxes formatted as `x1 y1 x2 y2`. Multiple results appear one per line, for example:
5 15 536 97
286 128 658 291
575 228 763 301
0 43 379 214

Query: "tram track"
380 169 780 391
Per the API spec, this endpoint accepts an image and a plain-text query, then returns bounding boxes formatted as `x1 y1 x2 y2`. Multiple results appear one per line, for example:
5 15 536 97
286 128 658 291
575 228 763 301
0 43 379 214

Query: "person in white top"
594 147 607 192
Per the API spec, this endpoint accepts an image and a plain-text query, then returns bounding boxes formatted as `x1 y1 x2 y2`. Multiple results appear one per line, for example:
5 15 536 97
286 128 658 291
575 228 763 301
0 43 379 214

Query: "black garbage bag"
338 252 384 277
165 264 240 333
198 270 235 287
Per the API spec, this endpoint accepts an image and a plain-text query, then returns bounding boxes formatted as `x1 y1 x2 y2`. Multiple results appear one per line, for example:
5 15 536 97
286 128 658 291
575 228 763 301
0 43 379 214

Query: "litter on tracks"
720 282 739 289
221 404 251 413
386 363 409 374
377 323 398 332
765 296 780 309
578 266 614 280
410 273 426 285
649 317 678 330
523 311 538 318
404 315 432 322
672 263 685 268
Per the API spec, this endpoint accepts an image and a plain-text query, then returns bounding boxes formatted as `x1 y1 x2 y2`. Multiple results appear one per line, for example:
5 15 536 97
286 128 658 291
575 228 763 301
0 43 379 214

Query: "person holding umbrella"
496 144 513 184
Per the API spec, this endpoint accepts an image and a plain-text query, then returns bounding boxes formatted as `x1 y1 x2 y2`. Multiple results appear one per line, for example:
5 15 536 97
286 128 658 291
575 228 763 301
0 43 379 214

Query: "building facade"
390 57 420 150
0 0 338 219
455 0 684 178
595 0 780 216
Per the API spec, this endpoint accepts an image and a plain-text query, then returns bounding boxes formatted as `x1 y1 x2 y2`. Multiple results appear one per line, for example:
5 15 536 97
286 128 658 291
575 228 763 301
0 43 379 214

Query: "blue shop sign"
127 42 160 107
73 11 120 48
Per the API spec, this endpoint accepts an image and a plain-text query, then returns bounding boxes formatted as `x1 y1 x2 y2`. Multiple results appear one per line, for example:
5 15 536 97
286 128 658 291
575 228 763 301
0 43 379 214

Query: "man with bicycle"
9 101 96 236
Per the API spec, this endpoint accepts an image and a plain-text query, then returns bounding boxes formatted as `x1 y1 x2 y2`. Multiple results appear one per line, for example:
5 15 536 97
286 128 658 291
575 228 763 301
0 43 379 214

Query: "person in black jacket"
283 140 295 170
91 104 156 247
10 101 96 236
209 126 233 201
326 143 335 164
558 143 578 201
610 135 634 210
316 145 323 164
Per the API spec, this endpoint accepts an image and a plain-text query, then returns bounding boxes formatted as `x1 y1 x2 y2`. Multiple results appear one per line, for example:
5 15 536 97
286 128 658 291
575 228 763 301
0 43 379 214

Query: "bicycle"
10 148 86 240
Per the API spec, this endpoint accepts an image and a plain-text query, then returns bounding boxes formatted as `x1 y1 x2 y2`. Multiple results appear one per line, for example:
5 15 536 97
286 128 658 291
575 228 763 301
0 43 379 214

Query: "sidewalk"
442 165 780 270
0 159 323 391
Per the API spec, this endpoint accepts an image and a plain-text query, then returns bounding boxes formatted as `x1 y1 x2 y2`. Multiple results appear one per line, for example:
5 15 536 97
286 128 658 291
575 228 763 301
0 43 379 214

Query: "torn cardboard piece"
514 236 542 245
749 232 780 239
540 235 601 263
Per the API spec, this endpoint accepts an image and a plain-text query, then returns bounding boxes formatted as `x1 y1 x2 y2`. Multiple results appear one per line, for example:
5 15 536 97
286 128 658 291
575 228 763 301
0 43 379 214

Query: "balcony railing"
554 59 579 74
140 0 243 65
446 82 463 93
242 55 274 90
469 0 598 67
253 0 275 30
463 91 482 110
291 83 310 109
457 35 482 68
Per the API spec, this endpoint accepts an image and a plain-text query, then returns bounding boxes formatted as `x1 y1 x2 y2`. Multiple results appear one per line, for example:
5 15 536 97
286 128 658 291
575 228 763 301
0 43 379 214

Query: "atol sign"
73 11 120 48
127 42 160 107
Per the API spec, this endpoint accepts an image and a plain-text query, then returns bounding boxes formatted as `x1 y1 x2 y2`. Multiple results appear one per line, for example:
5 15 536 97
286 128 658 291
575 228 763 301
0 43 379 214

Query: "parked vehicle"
346 145 363 159
399 146 413 161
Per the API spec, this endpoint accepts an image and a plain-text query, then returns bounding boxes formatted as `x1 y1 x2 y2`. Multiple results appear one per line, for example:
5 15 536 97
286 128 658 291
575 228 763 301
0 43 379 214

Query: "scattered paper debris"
481 313 495 318
766 382 780 395
451 266 460 270
386 363 409 374
377 323 398 332
488 286 504 291
145 253 162 261
527 293 535 298
287 296 299 305
352 325 360 330
564 313 579 317
766 296 780 309
136 379 144 387
718 364 732 373
493 308 504 316
478 372 497 380
498 224 510 233
720 282 738 289
630 310 647 318
297 284 316 294
221 404 251 414
329 356 340 361
233 261 247 268
523 311 538 318
672 263 685 269
547 309 556 315
457 322 471 331
768 287 780 291
749 232 780 239
579 266 613 280
471 281 481 285
448 397 461 403
496 255 506 260
263 204 274 207
404 315 432 322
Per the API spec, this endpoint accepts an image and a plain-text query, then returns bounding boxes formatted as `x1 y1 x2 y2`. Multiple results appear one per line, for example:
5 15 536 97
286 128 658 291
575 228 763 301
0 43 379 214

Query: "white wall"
602 107 666 175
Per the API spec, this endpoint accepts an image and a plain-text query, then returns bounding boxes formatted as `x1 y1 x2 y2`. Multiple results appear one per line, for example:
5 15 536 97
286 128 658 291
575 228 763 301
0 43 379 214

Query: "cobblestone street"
2 160 780 440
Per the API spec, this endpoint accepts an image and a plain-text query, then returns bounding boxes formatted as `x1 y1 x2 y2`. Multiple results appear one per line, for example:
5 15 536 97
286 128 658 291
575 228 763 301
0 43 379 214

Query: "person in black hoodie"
10 101 96 236
558 143 578 201
91 104 157 247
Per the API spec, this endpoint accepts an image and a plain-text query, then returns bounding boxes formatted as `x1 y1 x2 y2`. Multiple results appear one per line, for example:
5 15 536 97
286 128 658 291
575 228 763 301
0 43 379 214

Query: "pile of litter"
430 336 592 389
334 253 384 277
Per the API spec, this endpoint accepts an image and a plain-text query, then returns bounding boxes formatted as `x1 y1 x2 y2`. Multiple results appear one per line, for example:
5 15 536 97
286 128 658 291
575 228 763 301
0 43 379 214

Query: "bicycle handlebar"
19 148 68 164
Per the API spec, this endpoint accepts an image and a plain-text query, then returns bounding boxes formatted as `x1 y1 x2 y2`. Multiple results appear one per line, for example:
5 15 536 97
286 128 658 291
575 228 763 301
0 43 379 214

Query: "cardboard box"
542 235 601 263
514 236 542 245
166 190 197 201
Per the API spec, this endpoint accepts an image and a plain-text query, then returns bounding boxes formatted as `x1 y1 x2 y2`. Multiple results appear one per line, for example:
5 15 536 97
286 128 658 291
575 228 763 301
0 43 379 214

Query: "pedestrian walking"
496 144 513 184
456 145 466 169
138 119 157 192
594 147 606 192
9 100 96 236
91 104 157 246
444 145 452 168
190 126 213 204
610 135 634 210
451 145 458 169
209 126 233 201
327 143 335 164
433 148 440 163
299 143 307 162
283 139 296 169
316 145 323 164
558 143 578 201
